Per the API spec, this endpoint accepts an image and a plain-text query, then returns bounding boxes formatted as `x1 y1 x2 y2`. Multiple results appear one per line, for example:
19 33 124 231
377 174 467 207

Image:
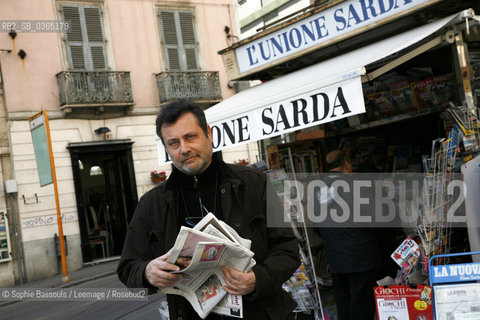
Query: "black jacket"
117 160 300 319
313 172 384 274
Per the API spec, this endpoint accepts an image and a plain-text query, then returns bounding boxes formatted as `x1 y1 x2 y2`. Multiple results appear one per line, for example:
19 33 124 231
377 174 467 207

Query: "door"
68 140 137 262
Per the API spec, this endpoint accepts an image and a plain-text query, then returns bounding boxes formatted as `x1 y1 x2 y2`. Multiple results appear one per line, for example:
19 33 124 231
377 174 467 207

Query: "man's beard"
176 154 211 176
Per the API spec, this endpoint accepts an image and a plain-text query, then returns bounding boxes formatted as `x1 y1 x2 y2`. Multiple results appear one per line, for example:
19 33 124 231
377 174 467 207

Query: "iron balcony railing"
155 71 222 104
56 71 134 107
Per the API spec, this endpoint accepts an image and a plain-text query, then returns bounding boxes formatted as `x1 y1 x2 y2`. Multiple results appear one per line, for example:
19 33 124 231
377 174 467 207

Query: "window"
0 212 11 262
158 10 199 71
61 5 107 70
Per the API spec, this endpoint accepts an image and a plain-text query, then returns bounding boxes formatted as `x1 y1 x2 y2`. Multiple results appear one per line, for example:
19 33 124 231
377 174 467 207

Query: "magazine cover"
391 237 421 272
429 74 454 107
367 91 397 117
412 74 454 109
374 285 433 320
389 83 420 113
411 78 434 109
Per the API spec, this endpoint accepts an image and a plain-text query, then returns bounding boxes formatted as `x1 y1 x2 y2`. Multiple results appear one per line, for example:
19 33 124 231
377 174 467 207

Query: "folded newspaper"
161 213 256 319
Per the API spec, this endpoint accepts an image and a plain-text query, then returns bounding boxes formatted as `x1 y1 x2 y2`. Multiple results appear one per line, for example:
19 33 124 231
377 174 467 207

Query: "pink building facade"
0 0 258 285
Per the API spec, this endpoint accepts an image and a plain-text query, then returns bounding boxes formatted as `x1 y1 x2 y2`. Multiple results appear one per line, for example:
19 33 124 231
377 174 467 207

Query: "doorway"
68 140 138 262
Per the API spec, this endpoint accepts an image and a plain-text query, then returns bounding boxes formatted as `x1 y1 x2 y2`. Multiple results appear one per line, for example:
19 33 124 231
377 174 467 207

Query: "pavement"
1 257 169 318
14 256 120 289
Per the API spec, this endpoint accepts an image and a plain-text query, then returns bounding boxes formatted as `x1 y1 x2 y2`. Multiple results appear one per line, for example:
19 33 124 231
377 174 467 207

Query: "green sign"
29 114 53 187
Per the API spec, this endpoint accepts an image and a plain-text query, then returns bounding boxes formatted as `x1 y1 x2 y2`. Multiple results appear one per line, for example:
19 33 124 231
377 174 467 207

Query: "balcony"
56 71 134 113
155 71 222 105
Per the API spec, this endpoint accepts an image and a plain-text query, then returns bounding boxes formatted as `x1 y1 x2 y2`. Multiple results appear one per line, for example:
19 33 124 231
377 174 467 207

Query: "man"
117 99 300 319
316 150 384 320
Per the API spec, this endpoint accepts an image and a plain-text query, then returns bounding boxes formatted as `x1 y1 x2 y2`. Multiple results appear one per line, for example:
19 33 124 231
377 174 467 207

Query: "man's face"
161 112 213 175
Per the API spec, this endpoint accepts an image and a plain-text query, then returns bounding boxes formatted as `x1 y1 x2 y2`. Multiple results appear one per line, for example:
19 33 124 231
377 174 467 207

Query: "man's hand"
145 252 183 288
221 267 256 295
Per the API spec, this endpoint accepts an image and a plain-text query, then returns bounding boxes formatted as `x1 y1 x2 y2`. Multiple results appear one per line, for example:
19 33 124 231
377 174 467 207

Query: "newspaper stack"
162 213 256 319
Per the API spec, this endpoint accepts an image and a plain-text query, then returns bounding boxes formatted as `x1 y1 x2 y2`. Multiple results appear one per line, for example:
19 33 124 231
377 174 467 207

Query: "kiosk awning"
157 10 477 164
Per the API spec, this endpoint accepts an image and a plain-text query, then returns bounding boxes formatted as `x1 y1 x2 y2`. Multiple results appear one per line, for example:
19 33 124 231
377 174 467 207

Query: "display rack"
288 208 324 320
266 150 325 320
419 103 480 270
0 211 12 262
419 142 457 267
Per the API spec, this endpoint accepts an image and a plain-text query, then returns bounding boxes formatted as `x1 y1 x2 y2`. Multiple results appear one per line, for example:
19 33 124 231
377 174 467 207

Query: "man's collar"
175 157 218 188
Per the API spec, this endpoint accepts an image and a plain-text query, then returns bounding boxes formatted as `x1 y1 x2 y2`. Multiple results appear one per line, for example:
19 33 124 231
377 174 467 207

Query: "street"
0 275 167 320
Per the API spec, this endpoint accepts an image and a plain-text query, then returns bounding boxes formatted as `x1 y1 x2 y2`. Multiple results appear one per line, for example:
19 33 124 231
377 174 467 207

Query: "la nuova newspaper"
161 213 256 319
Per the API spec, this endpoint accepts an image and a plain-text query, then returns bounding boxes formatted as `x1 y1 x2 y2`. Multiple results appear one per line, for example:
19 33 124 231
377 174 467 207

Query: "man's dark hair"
326 151 350 171
156 99 208 145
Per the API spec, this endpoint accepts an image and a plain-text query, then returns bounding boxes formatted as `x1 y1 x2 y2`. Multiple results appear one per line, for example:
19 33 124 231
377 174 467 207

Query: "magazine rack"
419 103 479 269
418 141 457 269
428 251 480 319
266 167 324 320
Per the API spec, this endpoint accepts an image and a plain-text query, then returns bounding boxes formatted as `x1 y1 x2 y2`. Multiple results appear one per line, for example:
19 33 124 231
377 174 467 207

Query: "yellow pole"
31 110 69 282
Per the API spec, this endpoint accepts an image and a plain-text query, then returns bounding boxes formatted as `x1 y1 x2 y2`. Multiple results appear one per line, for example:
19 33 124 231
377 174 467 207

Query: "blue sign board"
430 262 480 284
29 113 53 187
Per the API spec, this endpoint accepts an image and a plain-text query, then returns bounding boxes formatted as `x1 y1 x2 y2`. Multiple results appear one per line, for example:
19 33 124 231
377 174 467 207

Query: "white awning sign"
157 74 364 164
209 74 364 150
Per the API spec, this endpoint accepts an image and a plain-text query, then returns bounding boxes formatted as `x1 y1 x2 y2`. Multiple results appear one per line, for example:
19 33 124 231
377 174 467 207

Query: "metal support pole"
43 110 69 282
30 110 69 282
8 194 23 284
452 31 476 112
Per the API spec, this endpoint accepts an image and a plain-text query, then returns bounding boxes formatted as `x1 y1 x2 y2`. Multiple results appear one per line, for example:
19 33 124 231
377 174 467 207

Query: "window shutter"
159 11 180 71
184 48 198 70
62 5 107 70
179 12 198 70
84 7 104 42
167 48 181 71
159 10 199 71
160 11 178 46
63 6 83 41
90 46 106 69
70 45 86 69
179 12 195 45
63 6 85 69
84 7 107 70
